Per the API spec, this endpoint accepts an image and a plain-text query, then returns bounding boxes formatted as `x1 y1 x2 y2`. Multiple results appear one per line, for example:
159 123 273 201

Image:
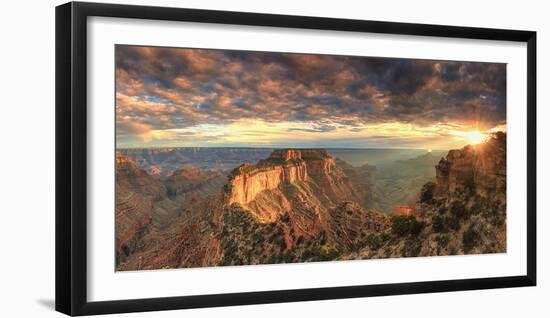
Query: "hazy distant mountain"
328 148 443 166
118 148 274 177
118 147 446 177
367 150 447 211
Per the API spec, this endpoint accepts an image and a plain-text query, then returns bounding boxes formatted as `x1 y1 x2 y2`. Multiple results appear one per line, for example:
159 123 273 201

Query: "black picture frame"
55 1 537 316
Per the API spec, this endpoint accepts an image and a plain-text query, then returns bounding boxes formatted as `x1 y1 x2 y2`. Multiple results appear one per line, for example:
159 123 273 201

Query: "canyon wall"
116 133 508 270
115 152 166 265
434 131 506 202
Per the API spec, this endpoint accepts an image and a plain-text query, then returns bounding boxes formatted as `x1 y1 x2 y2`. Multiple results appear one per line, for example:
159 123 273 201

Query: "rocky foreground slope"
116 133 506 270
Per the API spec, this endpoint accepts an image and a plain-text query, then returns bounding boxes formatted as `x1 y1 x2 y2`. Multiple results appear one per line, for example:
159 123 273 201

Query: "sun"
449 129 489 145
465 130 487 145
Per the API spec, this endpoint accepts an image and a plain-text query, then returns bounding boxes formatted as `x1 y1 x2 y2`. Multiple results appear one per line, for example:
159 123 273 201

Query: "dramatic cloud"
115 45 506 149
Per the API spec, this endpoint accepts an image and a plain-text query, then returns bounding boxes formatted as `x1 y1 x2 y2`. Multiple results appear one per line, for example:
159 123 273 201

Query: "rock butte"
226 149 336 208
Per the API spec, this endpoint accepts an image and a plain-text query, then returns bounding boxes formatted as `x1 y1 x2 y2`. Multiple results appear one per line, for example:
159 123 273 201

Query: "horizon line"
115 146 450 151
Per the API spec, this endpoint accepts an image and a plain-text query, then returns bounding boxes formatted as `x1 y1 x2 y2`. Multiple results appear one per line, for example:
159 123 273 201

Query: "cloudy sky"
116 45 506 149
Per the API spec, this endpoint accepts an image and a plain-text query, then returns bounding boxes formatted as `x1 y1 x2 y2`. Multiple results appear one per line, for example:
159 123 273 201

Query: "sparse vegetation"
364 233 382 250
420 181 436 203
463 224 482 253
403 238 422 257
435 235 449 248
363 232 391 250
391 215 425 237
450 201 468 220
319 244 340 261
445 214 461 231
432 215 446 233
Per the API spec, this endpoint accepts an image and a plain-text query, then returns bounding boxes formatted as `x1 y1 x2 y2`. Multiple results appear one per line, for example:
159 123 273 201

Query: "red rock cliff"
224 149 368 224
226 150 310 206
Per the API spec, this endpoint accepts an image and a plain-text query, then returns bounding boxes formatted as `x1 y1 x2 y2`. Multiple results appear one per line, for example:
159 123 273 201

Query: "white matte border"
87 16 527 302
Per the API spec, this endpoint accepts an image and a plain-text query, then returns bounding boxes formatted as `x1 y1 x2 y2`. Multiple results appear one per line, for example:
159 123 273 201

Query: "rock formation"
418 132 507 255
225 153 308 207
224 149 367 222
115 134 507 271
434 132 506 203
115 152 167 265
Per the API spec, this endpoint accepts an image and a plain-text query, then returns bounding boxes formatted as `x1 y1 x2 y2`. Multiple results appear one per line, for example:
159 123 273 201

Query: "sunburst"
450 130 488 145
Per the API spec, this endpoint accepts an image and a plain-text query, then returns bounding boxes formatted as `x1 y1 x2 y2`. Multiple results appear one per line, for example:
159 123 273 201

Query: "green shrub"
470 195 489 215
280 212 291 223
274 237 287 251
448 244 458 255
221 243 238 265
410 221 425 236
450 201 468 220
365 233 382 250
420 182 436 203
241 222 250 234
281 252 294 263
319 230 328 245
302 246 320 260
252 232 264 243
319 244 340 261
363 232 391 250
432 215 446 233
463 224 481 253
403 238 422 257
445 215 461 231
435 235 449 248
380 232 391 242
391 215 425 237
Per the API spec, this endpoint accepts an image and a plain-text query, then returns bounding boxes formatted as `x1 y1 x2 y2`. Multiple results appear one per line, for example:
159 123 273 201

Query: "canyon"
115 133 506 271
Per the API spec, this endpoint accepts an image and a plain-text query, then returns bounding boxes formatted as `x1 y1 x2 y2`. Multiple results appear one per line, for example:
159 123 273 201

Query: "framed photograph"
55 1 536 316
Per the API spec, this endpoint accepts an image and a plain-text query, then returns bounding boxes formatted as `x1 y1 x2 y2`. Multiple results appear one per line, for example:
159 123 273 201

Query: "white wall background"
0 0 547 317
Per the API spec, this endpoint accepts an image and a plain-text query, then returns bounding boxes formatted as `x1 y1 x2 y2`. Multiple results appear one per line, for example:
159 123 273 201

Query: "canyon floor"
115 132 506 271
